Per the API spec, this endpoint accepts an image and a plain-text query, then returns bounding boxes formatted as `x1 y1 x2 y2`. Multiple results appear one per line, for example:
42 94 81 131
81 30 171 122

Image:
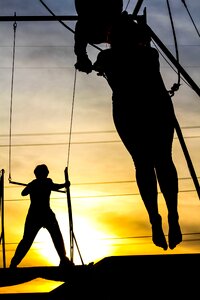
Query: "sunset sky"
0 0 200 293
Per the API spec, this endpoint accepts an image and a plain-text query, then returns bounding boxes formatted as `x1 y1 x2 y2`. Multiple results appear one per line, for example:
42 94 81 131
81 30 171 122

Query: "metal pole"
0 15 78 22
134 9 200 198
0 170 6 268
64 167 84 264
145 26 200 199
174 118 200 199
64 167 74 263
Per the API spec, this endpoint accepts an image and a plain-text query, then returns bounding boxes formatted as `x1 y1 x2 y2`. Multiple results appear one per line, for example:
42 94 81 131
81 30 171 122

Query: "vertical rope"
66 68 77 168
8 14 17 181
166 0 181 96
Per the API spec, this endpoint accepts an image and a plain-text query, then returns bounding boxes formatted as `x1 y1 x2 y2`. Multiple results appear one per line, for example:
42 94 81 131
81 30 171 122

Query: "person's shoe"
59 256 75 269
9 259 18 269
168 221 182 250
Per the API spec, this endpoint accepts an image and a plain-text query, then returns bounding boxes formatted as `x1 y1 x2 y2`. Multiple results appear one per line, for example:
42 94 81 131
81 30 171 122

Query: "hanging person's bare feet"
151 215 168 250
168 220 182 249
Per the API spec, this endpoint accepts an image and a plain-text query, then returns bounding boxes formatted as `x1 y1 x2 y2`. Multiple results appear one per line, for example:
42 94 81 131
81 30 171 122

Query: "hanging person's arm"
74 21 93 74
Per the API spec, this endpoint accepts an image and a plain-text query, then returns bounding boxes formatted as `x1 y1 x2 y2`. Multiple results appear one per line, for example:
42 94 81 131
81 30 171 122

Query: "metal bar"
0 15 78 22
145 21 200 199
0 170 6 268
174 118 200 199
9 180 66 193
64 167 74 263
64 167 84 264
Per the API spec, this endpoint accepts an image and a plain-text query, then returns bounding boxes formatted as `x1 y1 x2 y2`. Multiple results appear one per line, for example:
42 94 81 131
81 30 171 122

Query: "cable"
39 0 75 34
66 68 77 168
166 0 181 96
38 0 102 51
4 176 200 189
124 0 131 11
152 40 191 89
0 126 200 138
38 1 84 263
181 0 200 38
4 187 200 202
8 14 17 182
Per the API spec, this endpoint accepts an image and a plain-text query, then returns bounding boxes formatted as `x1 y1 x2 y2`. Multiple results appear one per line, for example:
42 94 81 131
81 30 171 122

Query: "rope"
38 0 83 262
166 0 181 97
151 40 190 89
66 68 77 168
181 0 200 38
124 0 131 11
8 14 17 182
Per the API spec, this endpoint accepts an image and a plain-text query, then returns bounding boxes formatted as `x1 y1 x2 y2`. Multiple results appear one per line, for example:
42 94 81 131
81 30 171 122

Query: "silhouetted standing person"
10 164 73 268
92 13 182 250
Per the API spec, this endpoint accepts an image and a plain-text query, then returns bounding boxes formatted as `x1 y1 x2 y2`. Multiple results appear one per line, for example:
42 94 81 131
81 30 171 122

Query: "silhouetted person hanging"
74 0 123 74
92 12 182 250
10 164 74 268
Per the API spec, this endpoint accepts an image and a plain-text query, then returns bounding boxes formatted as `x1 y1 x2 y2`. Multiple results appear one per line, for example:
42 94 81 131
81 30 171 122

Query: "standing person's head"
34 164 49 179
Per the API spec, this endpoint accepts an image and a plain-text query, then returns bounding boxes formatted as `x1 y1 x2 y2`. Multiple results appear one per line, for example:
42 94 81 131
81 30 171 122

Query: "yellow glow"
0 278 64 294
33 214 116 266
72 216 115 264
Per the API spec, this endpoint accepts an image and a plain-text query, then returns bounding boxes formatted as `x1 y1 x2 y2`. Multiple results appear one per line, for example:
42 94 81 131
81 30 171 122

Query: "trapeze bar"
9 180 65 193
0 15 78 22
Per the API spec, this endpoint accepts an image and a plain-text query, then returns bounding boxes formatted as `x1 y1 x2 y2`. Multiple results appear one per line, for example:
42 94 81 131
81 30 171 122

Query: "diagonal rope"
38 0 102 51
181 0 200 38
8 14 17 182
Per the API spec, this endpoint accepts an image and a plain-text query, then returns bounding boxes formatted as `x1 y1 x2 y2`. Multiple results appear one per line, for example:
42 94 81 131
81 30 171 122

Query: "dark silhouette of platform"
0 253 199 299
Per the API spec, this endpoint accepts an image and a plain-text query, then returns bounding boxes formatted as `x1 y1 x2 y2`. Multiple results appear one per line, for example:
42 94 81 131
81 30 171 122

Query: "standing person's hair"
34 164 49 178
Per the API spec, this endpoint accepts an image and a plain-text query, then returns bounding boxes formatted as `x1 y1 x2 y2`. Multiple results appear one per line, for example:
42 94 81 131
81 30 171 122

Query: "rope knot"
168 82 181 97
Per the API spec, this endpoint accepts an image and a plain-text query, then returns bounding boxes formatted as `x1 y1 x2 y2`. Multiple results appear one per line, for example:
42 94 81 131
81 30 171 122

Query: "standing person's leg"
10 213 40 268
45 210 73 267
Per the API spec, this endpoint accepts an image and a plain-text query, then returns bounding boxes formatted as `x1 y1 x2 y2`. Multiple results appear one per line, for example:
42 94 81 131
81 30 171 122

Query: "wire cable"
38 0 102 51
181 0 200 38
8 14 17 182
166 0 181 96
66 68 77 168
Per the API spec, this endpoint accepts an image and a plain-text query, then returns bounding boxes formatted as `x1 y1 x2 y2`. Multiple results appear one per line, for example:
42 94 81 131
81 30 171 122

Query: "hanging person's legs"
155 134 182 250
112 109 168 250
134 157 168 250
